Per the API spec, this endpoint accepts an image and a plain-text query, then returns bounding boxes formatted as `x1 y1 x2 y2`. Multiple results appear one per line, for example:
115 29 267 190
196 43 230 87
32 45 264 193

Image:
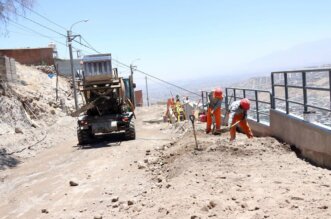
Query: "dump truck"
72 54 136 145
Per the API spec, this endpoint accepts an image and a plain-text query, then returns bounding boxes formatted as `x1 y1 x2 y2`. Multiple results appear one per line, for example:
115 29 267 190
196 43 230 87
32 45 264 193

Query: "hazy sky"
2 0 331 82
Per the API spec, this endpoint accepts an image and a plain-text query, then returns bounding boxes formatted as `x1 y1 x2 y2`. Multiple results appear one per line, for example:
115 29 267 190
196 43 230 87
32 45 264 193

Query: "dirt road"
0 105 331 219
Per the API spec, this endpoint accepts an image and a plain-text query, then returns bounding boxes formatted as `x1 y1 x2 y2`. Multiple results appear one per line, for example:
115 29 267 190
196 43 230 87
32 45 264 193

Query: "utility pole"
145 76 150 107
67 19 88 110
130 64 134 78
67 30 78 110
55 64 59 102
130 64 135 106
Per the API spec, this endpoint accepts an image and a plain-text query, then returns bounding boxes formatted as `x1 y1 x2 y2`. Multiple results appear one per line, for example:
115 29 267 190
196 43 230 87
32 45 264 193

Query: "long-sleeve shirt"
228 100 247 123
208 91 223 111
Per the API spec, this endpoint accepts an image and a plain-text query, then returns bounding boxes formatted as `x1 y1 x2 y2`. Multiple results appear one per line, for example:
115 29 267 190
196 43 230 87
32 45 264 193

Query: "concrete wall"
0 48 54 65
221 109 331 168
270 109 331 168
0 56 17 82
221 112 272 137
248 120 272 137
54 59 81 77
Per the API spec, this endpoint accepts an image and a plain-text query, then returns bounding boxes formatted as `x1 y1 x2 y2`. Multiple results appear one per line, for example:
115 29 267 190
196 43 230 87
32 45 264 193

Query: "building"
0 47 54 66
135 90 143 107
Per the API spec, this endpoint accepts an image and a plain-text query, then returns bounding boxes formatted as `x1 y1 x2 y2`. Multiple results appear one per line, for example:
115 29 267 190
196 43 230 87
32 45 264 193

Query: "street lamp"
70 19 89 31
67 19 88 110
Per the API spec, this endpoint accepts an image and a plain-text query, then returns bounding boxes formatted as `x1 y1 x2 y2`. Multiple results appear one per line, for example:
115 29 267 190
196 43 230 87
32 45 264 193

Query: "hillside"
0 63 76 167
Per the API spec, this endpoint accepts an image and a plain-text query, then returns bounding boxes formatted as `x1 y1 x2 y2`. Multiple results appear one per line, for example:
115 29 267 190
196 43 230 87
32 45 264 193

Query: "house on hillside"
0 47 55 66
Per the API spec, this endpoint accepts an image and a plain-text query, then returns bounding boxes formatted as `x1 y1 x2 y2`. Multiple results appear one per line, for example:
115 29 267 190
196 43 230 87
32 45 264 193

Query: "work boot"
213 129 222 135
206 128 211 134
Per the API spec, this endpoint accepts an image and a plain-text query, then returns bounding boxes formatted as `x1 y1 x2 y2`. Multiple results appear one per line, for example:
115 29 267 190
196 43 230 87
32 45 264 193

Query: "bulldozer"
72 54 136 145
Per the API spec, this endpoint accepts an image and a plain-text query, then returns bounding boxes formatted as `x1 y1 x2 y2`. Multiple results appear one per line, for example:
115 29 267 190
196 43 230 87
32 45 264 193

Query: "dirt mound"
129 126 331 219
0 95 31 134
0 63 76 167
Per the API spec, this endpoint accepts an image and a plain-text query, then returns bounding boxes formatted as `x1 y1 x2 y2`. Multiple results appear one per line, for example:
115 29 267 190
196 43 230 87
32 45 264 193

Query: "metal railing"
201 91 209 109
201 90 231 112
225 88 273 124
271 68 331 127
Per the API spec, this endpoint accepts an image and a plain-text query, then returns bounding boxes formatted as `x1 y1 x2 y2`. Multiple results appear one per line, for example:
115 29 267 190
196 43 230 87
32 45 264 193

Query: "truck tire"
77 128 93 145
125 120 136 140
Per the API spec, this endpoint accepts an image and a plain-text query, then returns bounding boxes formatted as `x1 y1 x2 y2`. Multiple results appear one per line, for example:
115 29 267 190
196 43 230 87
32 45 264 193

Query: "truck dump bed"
82 53 113 83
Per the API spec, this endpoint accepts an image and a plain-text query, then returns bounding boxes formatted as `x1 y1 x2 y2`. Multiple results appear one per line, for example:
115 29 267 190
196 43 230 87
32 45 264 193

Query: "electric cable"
8 18 82 54
8 18 66 47
112 59 201 96
15 12 66 37
13 0 67 31
6 10 200 97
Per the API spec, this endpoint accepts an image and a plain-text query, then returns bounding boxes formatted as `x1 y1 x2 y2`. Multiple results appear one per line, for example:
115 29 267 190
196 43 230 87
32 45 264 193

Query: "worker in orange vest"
206 88 223 134
227 98 253 141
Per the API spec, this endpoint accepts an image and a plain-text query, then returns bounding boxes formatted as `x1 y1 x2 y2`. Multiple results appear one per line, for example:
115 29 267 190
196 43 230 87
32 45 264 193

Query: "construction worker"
206 88 223 134
175 95 181 103
175 95 185 121
227 98 253 141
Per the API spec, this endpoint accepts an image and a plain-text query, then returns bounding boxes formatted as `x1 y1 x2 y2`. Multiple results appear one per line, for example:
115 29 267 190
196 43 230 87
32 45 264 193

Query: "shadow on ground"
76 133 125 149
0 148 20 170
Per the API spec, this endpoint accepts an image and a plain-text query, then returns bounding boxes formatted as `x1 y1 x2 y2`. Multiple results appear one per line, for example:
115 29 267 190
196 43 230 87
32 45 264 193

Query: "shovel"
220 120 241 133
189 115 201 150
211 110 216 134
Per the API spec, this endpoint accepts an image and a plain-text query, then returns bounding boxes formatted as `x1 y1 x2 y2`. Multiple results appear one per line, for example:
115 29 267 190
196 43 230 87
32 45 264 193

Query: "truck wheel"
77 128 93 145
125 120 136 140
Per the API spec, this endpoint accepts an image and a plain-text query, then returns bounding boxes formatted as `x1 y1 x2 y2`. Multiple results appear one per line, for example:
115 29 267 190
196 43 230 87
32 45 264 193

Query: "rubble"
69 181 79 186
111 196 119 202
35 65 56 74
0 62 75 165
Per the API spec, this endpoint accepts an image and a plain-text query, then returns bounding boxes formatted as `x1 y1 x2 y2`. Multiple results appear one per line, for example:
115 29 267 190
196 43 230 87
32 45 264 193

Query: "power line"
111 59 200 96
15 12 66 37
13 0 67 31
8 18 66 47
80 36 101 53
10 2 95 57
6 9 200 97
8 18 82 54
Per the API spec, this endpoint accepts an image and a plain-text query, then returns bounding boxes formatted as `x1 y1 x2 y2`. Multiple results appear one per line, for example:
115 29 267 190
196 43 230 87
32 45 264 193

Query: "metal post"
271 73 275 109
302 71 308 113
255 90 259 122
284 72 289 114
67 30 78 110
129 64 135 106
234 89 236 101
225 88 228 110
243 89 246 98
329 70 331 111
145 76 150 107
201 91 204 109
55 64 59 101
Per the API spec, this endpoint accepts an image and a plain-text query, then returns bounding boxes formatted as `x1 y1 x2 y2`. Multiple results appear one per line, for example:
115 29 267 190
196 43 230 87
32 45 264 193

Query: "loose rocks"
69 181 79 186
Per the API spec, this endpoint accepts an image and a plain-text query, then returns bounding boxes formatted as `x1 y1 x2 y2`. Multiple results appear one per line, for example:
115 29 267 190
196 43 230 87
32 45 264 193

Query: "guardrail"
225 88 273 124
271 68 331 127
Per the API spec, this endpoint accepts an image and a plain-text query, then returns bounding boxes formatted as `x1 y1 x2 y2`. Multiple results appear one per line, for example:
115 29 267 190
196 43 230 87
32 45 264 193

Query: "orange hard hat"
213 87 223 99
240 98 250 110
